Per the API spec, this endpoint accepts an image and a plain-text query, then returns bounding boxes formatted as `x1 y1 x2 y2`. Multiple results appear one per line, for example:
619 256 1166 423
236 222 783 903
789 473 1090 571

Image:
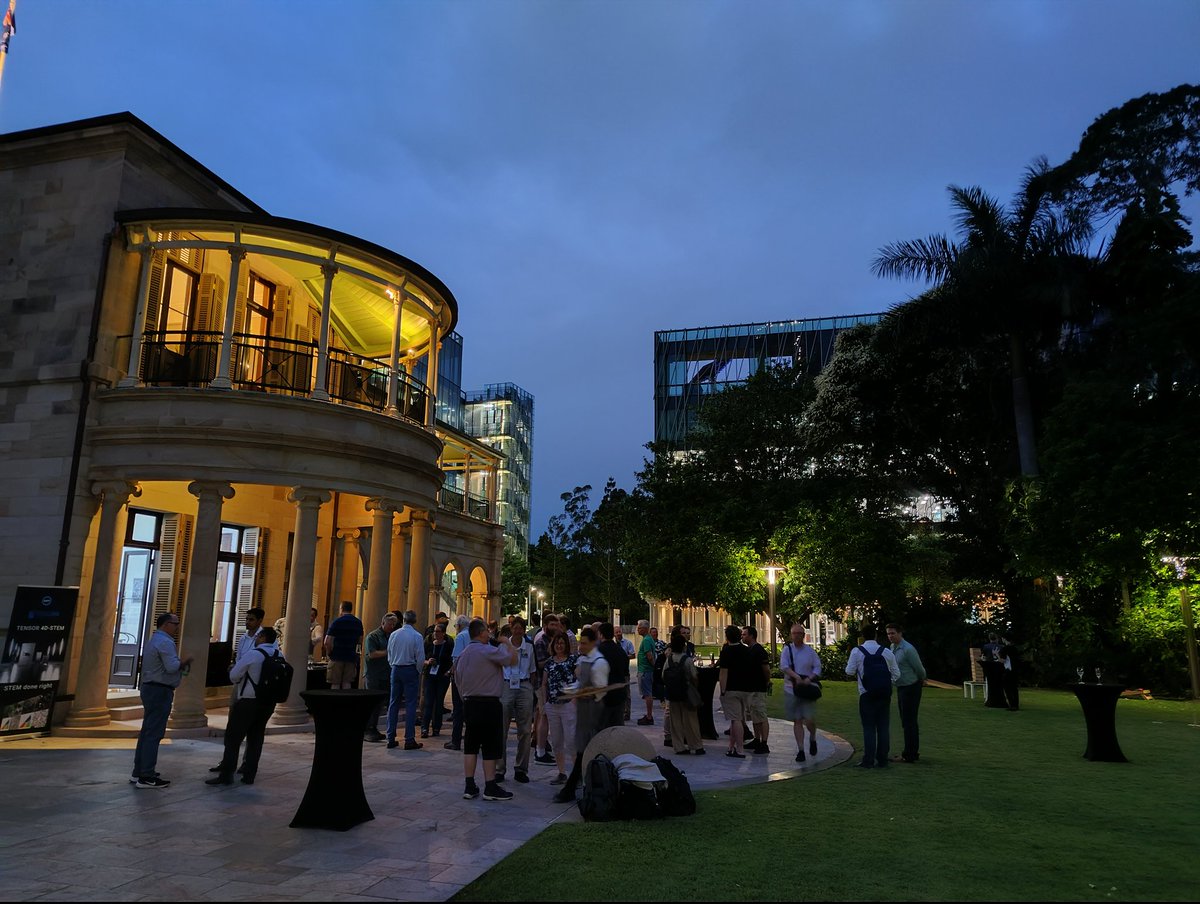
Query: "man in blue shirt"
323 601 364 689
497 617 536 783
444 614 472 751
132 612 193 788
386 609 425 750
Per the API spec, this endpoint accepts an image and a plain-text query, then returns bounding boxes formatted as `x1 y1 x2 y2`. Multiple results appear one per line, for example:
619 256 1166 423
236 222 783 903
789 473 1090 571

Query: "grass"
453 681 1200 902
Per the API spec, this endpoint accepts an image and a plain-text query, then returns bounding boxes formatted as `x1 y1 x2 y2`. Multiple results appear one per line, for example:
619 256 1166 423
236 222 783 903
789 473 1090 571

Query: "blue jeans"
133 683 174 779
386 664 420 743
422 672 451 733
896 683 922 760
858 691 891 766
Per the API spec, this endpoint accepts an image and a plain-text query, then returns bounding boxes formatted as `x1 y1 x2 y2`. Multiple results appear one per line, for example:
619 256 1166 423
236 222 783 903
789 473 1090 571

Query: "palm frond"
948 185 1008 245
872 235 958 283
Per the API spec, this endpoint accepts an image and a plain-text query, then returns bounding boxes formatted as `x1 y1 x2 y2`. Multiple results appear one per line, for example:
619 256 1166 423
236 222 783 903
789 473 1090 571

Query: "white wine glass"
1076 666 1084 683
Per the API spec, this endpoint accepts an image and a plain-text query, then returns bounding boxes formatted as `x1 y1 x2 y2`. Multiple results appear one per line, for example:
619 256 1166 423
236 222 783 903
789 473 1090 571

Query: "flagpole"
0 0 17 93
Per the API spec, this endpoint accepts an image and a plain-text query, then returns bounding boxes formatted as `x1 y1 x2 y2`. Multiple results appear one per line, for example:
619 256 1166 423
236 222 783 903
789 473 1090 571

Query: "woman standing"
552 625 610 803
543 633 578 785
421 621 454 738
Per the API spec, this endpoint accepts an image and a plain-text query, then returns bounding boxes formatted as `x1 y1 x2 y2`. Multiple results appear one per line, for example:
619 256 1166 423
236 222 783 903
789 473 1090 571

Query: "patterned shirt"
544 654 579 703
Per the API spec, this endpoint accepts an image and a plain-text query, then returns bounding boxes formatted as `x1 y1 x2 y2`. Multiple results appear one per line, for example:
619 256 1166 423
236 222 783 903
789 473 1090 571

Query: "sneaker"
544 742 553 754
136 777 170 789
420 729 429 739
514 771 529 784
795 750 806 763
693 748 706 755
534 752 555 765
854 761 874 769
463 783 480 800
205 774 233 786
403 741 423 751
444 742 462 751
746 739 761 752
637 717 654 726
809 738 818 756
753 744 770 755
386 740 399 749
550 773 567 785
364 733 383 743
663 737 673 748
240 776 255 785
725 750 746 759
483 782 514 801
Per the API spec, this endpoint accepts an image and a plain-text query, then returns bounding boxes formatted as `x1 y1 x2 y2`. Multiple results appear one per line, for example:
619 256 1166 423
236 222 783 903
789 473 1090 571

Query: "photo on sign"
0 685 54 734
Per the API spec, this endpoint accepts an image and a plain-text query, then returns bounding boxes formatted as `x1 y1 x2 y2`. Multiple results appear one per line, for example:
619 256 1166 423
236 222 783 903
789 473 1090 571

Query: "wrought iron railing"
135 331 429 426
438 486 494 522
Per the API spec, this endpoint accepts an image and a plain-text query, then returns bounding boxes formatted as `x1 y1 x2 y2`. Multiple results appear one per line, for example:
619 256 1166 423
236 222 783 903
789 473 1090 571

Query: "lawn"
453 681 1200 902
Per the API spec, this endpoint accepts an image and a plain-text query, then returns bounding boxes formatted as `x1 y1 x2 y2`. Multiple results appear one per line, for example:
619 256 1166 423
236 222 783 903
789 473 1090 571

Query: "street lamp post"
760 565 785 662
527 585 540 625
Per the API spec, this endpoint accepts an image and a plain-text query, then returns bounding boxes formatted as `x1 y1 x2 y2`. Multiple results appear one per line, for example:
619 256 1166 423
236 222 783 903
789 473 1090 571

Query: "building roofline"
654 312 885 339
0 112 265 213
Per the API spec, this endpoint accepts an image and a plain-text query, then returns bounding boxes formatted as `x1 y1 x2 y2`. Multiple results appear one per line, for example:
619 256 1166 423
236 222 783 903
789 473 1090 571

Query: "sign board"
0 586 79 736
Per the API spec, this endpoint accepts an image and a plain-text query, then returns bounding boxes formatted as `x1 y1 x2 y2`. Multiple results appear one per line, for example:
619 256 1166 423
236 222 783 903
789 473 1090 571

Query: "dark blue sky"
3 1 1197 536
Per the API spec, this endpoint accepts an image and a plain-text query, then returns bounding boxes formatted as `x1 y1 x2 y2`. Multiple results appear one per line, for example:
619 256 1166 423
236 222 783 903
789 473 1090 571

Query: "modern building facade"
654 314 883 449
465 383 534 558
0 113 507 729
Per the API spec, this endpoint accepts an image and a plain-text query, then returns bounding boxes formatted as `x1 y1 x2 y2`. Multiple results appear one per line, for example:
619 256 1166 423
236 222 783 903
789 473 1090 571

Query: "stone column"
169 480 235 729
209 248 245 391
456 587 471 620
337 528 362 611
363 498 398 630
386 294 403 416
311 263 337 402
273 488 332 726
389 523 410 612
65 480 142 727
118 248 153 388
487 591 502 625
423 330 440 428
405 510 433 625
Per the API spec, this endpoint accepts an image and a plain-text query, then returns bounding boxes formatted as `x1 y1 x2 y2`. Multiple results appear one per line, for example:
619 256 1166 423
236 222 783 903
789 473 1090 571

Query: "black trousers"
219 697 276 780
896 682 922 760
1002 669 1020 710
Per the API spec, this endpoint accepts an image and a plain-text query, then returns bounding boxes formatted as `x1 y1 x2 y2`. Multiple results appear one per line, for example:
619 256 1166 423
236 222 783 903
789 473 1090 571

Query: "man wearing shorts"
781 622 822 762
635 619 656 725
323 601 363 689
717 624 762 758
452 618 520 801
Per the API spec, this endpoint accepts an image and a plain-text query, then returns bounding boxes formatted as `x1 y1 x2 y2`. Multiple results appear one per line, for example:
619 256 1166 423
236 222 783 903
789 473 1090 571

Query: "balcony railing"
135 331 428 425
438 485 495 522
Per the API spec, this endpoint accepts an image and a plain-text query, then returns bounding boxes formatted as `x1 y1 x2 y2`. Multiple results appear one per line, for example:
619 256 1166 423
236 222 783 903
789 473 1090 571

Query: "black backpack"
653 756 696 817
858 645 892 699
579 754 621 822
249 648 294 705
663 654 691 703
617 780 664 821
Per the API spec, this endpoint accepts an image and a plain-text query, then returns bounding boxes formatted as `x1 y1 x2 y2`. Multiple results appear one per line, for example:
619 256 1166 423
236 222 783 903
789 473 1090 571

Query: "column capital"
393 523 411 539
409 509 434 527
187 480 236 502
228 246 247 263
337 527 363 542
365 497 401 515
287 487 332 508
321 263 338 280
91 480 142 505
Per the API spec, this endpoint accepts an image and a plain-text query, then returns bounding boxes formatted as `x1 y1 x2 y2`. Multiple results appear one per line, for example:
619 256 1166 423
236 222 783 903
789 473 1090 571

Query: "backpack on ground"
653 756 696 817
579 754 621 822
250 649 294 705
858 645 892 698
617 779 665 820
663 654 691 703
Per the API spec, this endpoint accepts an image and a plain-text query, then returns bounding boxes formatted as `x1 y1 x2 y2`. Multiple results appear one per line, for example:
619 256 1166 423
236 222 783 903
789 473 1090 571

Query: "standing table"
695 666 721 740
979 660 1009 708
1070 684 1129 763
290 689 387 831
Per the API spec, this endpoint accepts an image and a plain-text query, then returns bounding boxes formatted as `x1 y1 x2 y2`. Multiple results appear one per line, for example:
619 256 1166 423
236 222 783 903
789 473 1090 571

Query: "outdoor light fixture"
760 564 786 660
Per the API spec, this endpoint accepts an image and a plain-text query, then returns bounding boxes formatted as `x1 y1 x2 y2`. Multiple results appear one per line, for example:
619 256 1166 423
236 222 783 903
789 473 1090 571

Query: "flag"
0 4 13 56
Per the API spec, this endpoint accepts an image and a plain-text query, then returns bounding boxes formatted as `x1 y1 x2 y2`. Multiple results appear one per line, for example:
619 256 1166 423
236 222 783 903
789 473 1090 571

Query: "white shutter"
143 252 167 335
271 286 291 339
195 273 226 333
152 513 193 647
235 527 261 627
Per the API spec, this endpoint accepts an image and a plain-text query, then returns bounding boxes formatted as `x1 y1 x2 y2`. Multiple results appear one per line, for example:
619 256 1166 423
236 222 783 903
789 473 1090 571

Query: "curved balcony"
136 330 428 422
438 485 494 522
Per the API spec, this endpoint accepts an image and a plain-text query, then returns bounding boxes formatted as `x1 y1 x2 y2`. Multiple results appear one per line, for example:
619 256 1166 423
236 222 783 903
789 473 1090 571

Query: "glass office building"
465 383 534 558
654 313 883 449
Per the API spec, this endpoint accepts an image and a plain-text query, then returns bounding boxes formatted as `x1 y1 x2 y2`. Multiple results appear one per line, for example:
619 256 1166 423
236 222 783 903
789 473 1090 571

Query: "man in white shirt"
845 622 901 768
235 608 264 664
386 610 425 750
781 622 822 763
497 617 536 783
207 626 281 786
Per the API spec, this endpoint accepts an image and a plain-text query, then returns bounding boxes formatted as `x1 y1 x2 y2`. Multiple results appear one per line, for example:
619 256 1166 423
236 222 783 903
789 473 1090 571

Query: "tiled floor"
0 708 852 902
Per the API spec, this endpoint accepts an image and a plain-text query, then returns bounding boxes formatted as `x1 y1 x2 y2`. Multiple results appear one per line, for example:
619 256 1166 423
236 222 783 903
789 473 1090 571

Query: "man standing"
634 619 656 726
846 623 901 768
364 612 399 742
781 623 822 762
532 613 560 765
454 618 520 801
386 610 424 750
308 607 324 657
206 627 282 786
132 613 193 788
615 625 635 722
444 614 472 751
598 623 630 729
497 617 536 783
741 625 772 755
886 623 927 763
717 624 758 758
235 608 264 665
324 601 364 689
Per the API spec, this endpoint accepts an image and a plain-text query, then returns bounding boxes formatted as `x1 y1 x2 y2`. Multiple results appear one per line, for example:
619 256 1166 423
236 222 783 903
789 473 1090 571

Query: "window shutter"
152 513 193 647
271 286 291 339
235 527 261 628
143 252 166 334
195 273 226 333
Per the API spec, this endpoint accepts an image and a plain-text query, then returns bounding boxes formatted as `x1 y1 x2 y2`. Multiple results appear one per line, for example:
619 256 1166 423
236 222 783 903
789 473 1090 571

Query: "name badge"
430 664 439 676
509 675 520 689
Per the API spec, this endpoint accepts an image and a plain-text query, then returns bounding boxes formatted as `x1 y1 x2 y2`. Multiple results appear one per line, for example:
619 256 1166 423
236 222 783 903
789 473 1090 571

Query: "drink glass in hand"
1094 667 1102 683
1076 667 1084 683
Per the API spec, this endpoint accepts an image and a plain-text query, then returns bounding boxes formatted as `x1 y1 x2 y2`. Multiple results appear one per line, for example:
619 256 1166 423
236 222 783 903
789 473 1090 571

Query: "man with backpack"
207 626 289 786
844 623 900 769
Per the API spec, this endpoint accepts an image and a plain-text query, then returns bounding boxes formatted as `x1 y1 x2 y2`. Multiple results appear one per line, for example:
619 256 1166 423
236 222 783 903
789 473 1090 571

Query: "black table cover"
980 660 1009 708
695 666 721 740
305 664 330 691
290 689 387 831
1070 684 1129 763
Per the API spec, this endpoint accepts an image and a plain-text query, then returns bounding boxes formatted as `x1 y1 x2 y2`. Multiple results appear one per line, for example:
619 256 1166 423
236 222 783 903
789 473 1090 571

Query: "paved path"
0 710 852 902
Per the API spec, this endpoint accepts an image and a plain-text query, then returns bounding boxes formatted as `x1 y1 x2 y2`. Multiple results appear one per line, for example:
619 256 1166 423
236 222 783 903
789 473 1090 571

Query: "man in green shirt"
886 623 927 763
636 619 657 725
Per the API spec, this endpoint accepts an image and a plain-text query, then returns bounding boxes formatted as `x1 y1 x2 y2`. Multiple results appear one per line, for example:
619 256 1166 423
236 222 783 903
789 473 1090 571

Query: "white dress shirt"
845 640 900 695
230 641 281 700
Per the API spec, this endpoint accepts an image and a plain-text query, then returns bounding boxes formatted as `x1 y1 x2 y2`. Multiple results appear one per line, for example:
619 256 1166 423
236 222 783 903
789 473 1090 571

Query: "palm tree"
872 159 1092 477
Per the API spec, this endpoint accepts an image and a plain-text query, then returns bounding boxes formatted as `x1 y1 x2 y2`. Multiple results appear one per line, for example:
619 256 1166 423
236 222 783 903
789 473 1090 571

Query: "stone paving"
0 707 852 902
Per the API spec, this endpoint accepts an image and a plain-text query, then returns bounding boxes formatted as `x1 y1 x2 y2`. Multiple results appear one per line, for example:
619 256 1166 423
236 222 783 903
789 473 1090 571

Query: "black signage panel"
0 586 79 736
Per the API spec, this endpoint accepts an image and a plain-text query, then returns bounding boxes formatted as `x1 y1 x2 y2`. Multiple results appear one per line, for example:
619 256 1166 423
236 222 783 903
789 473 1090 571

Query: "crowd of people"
129 605 931 795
